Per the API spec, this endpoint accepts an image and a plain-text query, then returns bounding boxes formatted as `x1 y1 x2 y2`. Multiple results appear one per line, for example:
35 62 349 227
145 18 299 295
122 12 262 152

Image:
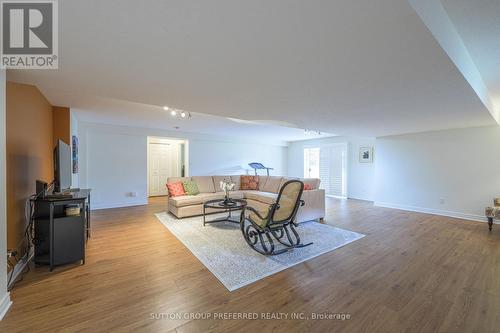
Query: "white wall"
374 125 500 221
0 69 11 320
78 122 288 209
188 139 286 176
287 136 376 201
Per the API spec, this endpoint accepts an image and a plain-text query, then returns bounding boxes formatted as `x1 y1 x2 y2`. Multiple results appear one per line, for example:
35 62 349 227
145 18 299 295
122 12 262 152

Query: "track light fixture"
163 106 192 120
304 129 322 135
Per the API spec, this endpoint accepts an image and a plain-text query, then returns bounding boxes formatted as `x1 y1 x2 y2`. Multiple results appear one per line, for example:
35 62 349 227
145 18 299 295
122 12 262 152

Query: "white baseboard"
374 201 490 223
326 195 347 199
348 195 374 202
0 292 12 320
91 200 148 210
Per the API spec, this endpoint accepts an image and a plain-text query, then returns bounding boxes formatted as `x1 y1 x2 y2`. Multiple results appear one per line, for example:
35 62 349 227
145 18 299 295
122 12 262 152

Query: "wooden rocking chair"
239 180 313 255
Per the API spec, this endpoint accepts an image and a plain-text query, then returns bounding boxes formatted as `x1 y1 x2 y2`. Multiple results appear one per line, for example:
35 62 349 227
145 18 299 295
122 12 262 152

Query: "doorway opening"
147 136 189 197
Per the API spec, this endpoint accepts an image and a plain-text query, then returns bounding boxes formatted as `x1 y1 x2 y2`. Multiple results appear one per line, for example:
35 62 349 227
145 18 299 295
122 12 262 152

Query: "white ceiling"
70 95 331 143
441 0 500 112
6 0 498 137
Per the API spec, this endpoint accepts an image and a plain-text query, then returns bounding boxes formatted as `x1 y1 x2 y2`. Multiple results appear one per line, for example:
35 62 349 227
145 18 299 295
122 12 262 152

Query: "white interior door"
149 143 175 196
304 147 320 178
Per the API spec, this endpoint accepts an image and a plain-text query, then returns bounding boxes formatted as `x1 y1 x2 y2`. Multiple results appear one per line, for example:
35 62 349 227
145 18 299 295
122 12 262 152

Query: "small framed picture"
72 135 79 173
359 146 373 163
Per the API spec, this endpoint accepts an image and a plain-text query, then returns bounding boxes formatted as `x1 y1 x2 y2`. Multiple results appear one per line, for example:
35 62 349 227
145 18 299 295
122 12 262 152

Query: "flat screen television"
53 139 72 193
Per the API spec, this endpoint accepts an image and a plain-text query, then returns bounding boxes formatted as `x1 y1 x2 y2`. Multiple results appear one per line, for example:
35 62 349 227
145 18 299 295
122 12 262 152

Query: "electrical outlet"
129 192 137 197
439 198 445 205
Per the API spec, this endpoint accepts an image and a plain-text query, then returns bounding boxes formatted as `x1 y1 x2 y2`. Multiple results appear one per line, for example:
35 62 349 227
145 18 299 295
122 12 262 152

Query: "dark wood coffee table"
203 198 247 226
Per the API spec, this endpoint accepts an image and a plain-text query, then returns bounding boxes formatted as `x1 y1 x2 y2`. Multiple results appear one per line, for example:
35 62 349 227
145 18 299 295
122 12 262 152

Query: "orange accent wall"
6 82 54 257
52 106 70 145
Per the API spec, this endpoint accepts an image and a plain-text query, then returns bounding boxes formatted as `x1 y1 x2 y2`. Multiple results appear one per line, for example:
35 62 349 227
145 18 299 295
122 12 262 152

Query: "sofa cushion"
169 192 225 207
302 178 321 190
167 177 191 184
240 175 259 190
192 176 216 193
243 191 277 205
166 182 186 197
182 180 200 195
230 175 241 190
212 175 233 192
258 176 269 190
279 177 299 190
260 176 283 193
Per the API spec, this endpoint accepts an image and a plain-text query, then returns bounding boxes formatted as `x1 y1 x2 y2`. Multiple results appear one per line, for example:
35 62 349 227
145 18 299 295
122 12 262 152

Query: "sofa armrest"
296 189 325 223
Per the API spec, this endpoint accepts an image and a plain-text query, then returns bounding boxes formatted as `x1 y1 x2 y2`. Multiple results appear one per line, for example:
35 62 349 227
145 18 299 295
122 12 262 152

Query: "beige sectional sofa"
167 175 325 223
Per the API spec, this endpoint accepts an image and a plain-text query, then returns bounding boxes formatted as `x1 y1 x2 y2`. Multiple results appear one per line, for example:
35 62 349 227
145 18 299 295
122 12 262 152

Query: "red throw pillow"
304 183 313 191
240 175 259 190
166 182 186 197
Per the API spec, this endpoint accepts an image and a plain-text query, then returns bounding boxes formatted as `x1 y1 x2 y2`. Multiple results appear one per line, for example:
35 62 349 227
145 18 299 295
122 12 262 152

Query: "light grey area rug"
155 212 365 291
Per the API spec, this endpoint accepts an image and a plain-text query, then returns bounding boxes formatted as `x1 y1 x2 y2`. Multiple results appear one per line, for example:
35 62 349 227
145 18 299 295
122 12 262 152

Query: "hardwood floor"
1 197 500 332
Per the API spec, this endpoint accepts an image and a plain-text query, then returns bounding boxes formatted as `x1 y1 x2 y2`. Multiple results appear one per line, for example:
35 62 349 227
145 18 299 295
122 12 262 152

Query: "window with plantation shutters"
304 143 347 197
319 144 347 197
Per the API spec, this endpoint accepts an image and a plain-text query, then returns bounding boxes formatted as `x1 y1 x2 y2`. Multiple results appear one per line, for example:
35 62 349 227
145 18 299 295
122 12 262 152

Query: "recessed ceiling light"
180 111 186 118
170 110 177 116
163 106 169 111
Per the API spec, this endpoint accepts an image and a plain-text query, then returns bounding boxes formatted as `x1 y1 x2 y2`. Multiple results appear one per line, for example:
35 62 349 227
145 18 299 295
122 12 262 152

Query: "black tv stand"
33 189 91 271
44 193 73 199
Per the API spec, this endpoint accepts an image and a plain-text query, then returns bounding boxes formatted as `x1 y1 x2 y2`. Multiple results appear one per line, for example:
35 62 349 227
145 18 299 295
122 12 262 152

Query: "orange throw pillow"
166 182 186 197
240 175 259 190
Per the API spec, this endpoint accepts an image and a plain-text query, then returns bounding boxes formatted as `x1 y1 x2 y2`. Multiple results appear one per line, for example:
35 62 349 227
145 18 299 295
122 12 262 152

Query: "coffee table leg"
204 208 243 225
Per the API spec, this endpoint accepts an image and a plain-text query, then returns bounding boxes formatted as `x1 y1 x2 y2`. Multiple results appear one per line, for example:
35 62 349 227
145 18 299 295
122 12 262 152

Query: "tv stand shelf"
33 189 91 271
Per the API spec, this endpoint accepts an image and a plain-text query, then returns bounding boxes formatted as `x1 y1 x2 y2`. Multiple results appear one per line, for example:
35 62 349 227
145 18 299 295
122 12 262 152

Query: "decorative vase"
220 180 235 205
